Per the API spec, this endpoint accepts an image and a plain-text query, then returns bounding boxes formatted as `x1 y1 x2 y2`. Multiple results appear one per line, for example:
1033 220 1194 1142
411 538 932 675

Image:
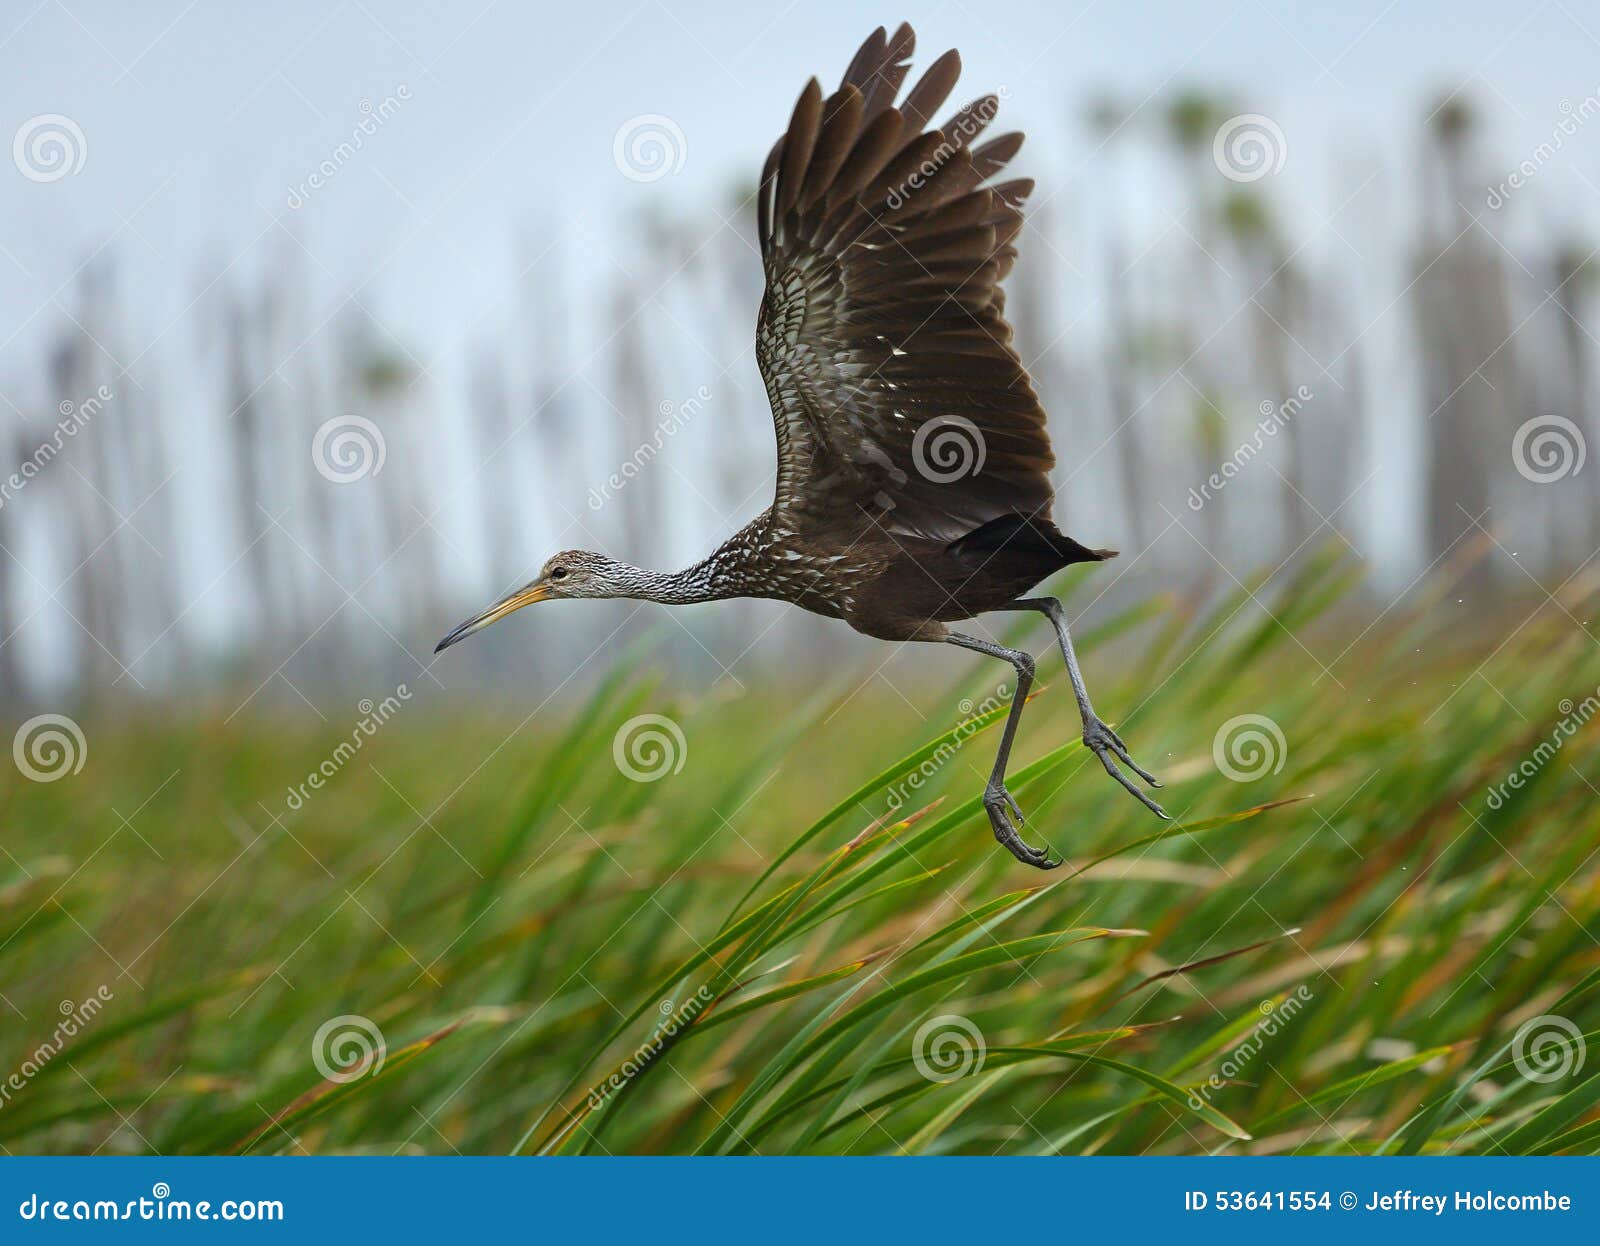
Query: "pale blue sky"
6 0 1598 361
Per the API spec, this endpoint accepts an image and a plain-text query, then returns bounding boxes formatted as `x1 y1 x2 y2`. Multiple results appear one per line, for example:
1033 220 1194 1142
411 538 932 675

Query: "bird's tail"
948 514 1113 567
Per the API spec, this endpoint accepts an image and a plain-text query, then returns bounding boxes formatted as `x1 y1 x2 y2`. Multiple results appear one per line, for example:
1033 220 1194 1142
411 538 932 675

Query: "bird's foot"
983 785 1059 870
1083 718 1168 819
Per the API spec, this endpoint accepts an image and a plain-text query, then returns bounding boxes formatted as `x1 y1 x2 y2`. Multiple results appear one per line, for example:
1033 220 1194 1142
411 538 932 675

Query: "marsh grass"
6 547 1600 1154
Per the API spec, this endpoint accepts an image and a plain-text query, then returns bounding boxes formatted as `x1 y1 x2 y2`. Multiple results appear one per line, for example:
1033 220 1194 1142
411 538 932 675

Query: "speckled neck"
625 516 776 604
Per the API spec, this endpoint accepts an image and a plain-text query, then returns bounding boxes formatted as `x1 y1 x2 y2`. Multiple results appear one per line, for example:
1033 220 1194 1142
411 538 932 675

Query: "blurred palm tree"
1084 94 1152 550
1552 243 1598 542
1414 93 1520 580
1219 188 1313 552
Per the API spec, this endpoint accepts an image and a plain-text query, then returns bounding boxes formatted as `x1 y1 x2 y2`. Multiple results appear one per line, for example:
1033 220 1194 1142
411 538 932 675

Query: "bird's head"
434 550 636 652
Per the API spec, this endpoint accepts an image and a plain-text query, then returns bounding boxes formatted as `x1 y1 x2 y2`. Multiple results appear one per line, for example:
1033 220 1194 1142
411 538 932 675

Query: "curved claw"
1102 724 1162 787
1083 721 1168 819
983 790 1059 870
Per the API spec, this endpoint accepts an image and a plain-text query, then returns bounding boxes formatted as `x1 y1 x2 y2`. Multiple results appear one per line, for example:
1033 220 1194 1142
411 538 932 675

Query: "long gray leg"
946 632 1057 869
1009 597 1167 819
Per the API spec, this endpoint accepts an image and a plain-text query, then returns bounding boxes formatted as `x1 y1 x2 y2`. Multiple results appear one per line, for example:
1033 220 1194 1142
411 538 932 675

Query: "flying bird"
437 23 1164 867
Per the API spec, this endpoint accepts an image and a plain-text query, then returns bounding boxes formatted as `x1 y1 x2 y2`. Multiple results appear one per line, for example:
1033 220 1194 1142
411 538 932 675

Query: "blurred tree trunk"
1415 100 1518 585
470 343 523 591
50 320 119 690
1086 98 1152 553
219 290 277 658
609 280 658 567
0 427 26 706
1552 247 1597 547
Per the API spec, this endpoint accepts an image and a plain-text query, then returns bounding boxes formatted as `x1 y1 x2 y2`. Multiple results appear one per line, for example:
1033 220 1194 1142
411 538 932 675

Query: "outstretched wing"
755 23 1055 545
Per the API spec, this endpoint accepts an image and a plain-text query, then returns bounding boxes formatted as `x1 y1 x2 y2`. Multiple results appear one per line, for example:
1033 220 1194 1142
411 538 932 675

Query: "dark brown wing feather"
755 24 1054 545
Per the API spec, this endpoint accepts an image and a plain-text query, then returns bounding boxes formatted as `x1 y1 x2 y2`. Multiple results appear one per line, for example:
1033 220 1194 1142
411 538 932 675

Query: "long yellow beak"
435 583 550 652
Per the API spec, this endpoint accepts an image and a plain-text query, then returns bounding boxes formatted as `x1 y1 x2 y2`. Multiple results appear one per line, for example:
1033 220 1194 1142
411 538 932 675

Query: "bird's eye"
550 567 569 580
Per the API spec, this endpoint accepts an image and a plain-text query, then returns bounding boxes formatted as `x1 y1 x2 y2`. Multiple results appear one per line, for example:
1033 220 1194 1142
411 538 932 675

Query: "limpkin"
436 23 1164 868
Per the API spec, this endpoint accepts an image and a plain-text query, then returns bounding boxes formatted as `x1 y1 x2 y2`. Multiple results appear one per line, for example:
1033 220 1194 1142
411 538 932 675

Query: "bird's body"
642 510 1102 642
438 23 1165 866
